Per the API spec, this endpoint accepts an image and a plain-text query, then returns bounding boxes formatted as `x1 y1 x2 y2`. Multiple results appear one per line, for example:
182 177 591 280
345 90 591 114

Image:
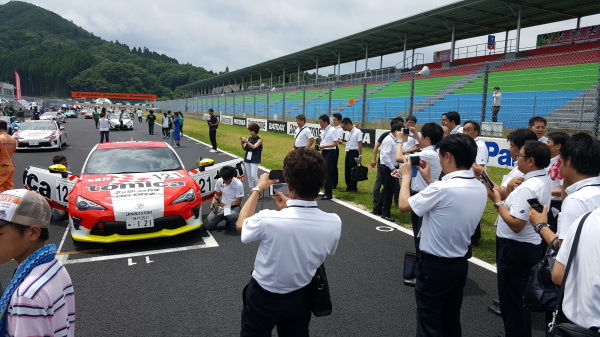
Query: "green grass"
167 114 510 264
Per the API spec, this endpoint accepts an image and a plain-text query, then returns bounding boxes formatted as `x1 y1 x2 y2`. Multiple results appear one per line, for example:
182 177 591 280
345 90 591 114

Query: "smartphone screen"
409 156 420 166
269 183 289 196
480 172 495 190
403 128 410 135
269 169 286 183
527 198 544 213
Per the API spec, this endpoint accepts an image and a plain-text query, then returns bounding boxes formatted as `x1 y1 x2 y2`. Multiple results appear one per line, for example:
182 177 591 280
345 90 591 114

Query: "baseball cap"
0 189 51 228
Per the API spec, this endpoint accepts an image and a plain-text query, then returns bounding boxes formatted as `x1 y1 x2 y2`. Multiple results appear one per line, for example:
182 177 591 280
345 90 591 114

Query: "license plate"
125 211 154 229
29 140 39 146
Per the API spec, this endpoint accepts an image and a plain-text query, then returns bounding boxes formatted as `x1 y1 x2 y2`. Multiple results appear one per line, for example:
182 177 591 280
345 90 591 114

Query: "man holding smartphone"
487 140 551 337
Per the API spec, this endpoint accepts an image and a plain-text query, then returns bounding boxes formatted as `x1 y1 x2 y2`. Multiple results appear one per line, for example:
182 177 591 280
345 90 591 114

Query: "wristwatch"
534 222 549 234
249 187 261 195
493 201 504 210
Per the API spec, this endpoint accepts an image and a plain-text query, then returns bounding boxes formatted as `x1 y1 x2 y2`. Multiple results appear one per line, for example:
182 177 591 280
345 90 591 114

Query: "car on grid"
109 111 133 130
40 111 68 123
64 110 79 118
22 141 244 243
13 120 67 150
84 111 94 119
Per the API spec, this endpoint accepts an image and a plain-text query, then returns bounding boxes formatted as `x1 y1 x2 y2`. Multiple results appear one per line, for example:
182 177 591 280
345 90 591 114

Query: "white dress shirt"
294 126 314 148
411 145 441 192
493 92 502 106
496 169 551 244
241 199 342 294
379 133 399 170
556 209 600 329
501 166 524 188
408 170 487 258
557 176 600 239
473 136 489 168
538 136 549 144
402 132 420 152
450 125 463 134
345 127 362 151
215 177 244 204
333 125 344 141
320 125 338 151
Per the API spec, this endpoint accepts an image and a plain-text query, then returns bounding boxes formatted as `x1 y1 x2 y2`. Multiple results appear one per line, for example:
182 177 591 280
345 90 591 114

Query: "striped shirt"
7 259 75 337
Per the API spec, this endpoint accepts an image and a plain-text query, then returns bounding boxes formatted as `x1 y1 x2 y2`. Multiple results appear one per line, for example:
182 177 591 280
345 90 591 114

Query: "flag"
14 71 22 100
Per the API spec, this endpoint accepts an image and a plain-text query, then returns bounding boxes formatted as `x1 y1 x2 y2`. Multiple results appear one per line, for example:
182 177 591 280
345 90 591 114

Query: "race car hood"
16 130 55 139
79 170 194 221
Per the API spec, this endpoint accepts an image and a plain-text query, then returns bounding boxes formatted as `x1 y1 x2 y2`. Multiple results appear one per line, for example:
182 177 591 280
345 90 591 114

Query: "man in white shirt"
528 116 548 144
373 123 402 222
402 116 420 154
398 134 487 337
492 87 501 122
340 117 362 192
317 114 339 200
237 148 342 336
137 109 143 123
552 209 600 330
332 113 344 189
462 121 489 169
293 114 315 150
488 140 551 337
441 111 463 135
204 166 244 230
496 129 538 200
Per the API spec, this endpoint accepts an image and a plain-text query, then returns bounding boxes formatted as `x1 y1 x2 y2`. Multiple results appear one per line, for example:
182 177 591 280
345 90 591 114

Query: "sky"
3 0 599 76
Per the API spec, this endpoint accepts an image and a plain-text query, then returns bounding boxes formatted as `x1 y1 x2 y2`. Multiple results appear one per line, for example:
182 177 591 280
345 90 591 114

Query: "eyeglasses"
515 154 529 159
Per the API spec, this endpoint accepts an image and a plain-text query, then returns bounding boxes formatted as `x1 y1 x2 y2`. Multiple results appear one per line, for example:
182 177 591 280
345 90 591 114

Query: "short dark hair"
341 117 352 125
295 114 306 122
445 111 461 125
208 108 214 113
421 122 443 146
332 113 342 121
53 155 67 164
248 123 260 133
528 116 547 126
523 140 551 169
494 86 500 90
437 134 477 169
0 221 49 241
219 166 236 181
406 115 417 123
464 120 481 135
391 117 404 128
0 120 7 131
283 148 326 198
391 122 403 132
560 133 600 176
507 129 537 148
318 114 330 124
547 132 569 150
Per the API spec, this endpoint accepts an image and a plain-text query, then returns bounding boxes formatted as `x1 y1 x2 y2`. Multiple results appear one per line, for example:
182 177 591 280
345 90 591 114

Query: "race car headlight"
76 196 106 211
171 188 196 204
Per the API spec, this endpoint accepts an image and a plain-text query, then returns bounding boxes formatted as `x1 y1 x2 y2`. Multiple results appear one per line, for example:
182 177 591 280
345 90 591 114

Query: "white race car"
109 112 133 130
14 120 68 150
40 111 67 123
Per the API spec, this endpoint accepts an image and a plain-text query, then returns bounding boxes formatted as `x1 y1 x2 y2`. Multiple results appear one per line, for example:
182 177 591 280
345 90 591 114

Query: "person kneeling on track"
204 166 244 230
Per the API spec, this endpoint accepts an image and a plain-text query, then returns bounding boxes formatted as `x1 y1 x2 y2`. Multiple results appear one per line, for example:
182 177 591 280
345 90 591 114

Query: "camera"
269 183 289 196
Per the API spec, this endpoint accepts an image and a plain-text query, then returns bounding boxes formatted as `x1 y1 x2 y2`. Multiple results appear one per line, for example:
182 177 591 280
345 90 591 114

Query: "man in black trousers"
340 117 363 192
317 114 339 200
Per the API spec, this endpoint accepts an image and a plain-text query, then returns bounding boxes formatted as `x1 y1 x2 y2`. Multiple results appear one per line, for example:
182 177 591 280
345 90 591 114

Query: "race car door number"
125 211 154 229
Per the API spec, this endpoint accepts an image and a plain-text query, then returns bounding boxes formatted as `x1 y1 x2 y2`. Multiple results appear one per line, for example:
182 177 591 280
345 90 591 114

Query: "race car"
40 111 67 123
84 111 94 119
13 120 68 150
64 110 79 118
109 112 133 130
22 141 244 243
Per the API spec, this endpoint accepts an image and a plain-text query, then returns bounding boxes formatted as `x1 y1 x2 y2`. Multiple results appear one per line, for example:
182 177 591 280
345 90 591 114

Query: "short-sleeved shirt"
92 110 99 118
209 115 219 130
215 177 244 204
147 113 156 124
402 132 420 152
244 136 262 164
501 166 524 188
473 137 489 168
493 92 502 106
241 199 342 293
294 126 314 148
137 110 143 117
411 145 441 192
7 258 75 337
538 136 548 144
0 132 17 166
495 169 551 244
345 127 362 151
379 133 399 170
450 125 463 134
555 209 600 329
408 170 487 258
333 125 344 142
320 125 338 151
556 176 600 239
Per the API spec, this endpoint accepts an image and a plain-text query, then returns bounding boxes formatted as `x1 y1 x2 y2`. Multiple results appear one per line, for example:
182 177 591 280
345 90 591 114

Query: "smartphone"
269 169 286 183
269 183 288 196
480 171 495 190
409 155 420 166
403 128 410 135
527 198 544 213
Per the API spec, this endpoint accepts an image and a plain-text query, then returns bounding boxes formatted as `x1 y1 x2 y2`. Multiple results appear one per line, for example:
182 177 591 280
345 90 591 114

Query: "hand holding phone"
527 198 544 213
269 170 286 183
480 172 495 190
409 155 420 166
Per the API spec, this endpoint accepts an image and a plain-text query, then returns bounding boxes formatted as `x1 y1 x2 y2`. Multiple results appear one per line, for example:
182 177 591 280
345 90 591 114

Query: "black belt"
421 251 467 262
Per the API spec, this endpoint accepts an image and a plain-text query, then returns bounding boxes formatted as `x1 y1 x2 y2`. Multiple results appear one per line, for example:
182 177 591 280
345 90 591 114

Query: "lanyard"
295 126 306 140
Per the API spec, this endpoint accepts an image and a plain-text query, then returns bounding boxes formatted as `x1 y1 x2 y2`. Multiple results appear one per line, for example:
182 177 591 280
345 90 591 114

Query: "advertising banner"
267 120 287 134
233 117 247 127
247 118 267 131
287 121 322 139
14 71 21 101
433 49 451 62
536 25 600 47
71 91 158 100
219 115 233 125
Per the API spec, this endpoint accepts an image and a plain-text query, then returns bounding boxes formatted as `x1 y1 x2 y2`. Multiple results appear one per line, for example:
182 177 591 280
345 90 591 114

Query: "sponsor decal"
86 180 185 192
247 118 267 131
220 115 233 125
233 117 246 126
111 188 162 199
360 128 375 148
267 120 287 134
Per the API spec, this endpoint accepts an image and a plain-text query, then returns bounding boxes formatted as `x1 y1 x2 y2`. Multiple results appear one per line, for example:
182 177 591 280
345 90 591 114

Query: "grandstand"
160 0 600 135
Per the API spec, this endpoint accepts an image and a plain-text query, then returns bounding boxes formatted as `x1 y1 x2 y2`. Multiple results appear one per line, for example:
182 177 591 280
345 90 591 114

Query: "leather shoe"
381 215 396 222
403 278 416 287
492 298 500 306
487 304 502 317
320 196 332 200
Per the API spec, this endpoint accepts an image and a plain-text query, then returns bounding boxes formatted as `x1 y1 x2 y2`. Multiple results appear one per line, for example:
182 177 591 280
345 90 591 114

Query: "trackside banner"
217 115 515 168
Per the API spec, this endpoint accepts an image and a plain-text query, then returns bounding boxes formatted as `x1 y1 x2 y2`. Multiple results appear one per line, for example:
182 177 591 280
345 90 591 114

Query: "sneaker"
209 149 218 153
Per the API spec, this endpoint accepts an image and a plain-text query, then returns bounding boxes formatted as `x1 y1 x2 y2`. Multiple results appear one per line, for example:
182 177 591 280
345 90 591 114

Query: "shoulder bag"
524 237 560 312
549 212 600 336
309 263 332 317
351 163 369 182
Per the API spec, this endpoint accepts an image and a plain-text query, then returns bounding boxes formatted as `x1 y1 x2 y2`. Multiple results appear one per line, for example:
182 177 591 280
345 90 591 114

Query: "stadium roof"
179 0 600 92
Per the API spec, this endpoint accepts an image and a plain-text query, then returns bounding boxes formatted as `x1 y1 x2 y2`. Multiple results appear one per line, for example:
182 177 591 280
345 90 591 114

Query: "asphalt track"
0 116 547 336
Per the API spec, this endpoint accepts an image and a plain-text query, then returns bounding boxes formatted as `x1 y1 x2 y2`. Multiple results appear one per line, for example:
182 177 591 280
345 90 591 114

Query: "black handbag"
309 264 332 317
351 163 368 182
524 237 560 312
549 212 599 336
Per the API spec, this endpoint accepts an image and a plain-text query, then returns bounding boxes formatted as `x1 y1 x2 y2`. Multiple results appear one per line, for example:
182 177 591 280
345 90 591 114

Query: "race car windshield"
19 123 57 131
83 147 184 174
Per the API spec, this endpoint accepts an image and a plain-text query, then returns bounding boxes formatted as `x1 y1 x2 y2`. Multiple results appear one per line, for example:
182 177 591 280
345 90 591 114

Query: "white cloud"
2 0 599 74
